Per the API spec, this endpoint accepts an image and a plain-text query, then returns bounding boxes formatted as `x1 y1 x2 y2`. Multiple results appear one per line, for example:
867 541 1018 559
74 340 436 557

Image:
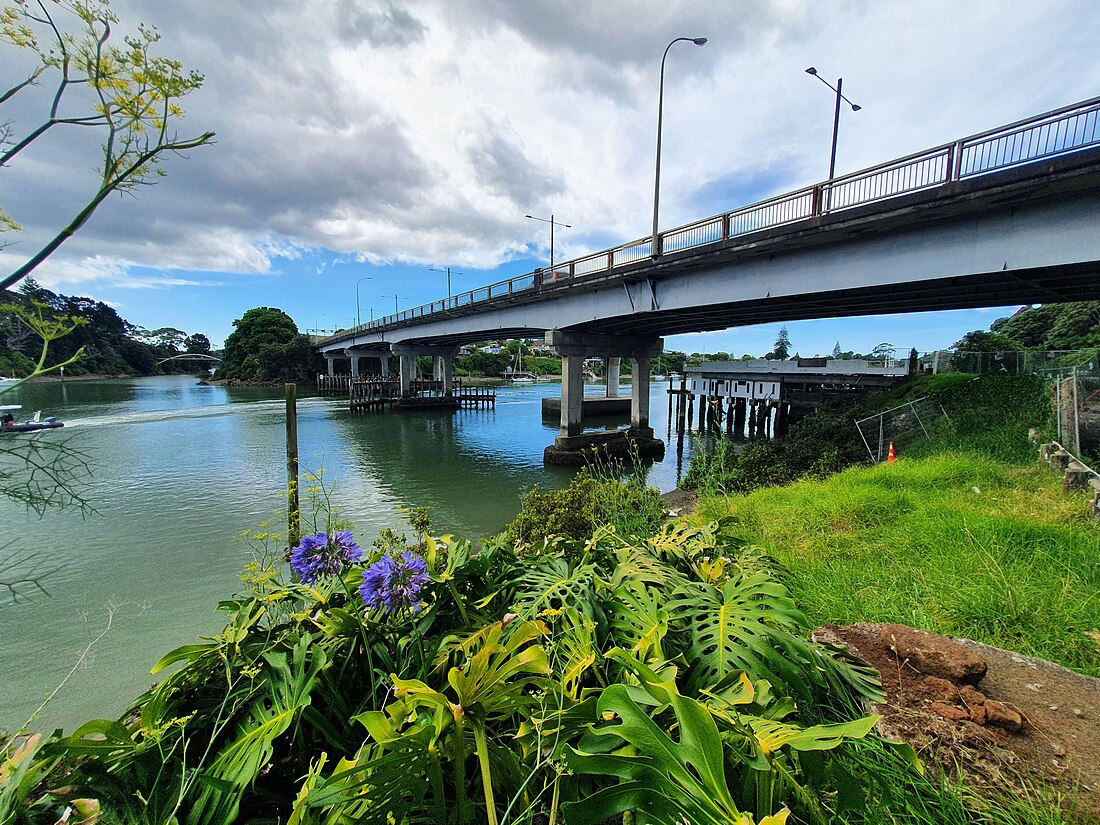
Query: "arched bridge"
316 96 1100 457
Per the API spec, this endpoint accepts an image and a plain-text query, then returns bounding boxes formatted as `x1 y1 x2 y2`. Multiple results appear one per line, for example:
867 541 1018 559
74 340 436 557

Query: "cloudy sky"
2 0 1098 353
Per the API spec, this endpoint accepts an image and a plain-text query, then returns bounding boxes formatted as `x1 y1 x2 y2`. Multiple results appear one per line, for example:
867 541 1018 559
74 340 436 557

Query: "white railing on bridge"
324 95 1100 344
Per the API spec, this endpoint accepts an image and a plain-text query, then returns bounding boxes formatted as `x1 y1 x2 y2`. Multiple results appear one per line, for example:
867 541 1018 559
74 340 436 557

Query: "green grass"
696 451 1100 677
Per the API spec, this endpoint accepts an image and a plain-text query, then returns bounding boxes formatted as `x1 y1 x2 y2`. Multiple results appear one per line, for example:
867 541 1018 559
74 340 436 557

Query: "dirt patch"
815 623 1100 816
661 488 697 517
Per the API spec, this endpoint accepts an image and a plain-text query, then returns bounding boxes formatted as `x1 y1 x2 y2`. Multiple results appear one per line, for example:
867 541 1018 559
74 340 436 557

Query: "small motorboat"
0 405 64 434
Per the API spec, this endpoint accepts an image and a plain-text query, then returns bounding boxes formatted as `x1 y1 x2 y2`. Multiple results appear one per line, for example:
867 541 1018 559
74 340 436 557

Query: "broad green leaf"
607 581 669 663
668 574 812 697
562 653 781 825
511 557 600 621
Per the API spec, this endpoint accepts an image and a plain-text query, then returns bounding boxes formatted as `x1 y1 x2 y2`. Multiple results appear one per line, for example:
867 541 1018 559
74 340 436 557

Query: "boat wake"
63 397 332 429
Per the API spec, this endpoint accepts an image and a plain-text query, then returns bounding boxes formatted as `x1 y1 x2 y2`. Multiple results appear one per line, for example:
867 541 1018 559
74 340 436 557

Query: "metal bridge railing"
325 95 1100 344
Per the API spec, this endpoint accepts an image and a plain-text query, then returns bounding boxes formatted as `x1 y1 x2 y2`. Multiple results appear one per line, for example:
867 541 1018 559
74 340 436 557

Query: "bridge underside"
580 260 1100 338
320 155 1100 352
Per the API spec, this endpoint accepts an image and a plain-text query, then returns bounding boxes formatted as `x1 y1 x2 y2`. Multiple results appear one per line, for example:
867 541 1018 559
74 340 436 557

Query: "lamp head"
805 66 817 75
692 37 707 45
851 103 862 111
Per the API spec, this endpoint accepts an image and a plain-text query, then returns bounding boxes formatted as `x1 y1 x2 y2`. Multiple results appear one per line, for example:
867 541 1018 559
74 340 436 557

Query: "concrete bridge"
317 96 1100 460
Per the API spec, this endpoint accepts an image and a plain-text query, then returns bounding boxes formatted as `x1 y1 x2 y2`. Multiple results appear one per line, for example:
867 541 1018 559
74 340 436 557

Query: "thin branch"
0 65 46 105
0 130 214 289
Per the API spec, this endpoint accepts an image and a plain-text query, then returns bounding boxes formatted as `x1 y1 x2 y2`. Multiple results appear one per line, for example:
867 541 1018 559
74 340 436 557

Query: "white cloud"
2 0 1097 294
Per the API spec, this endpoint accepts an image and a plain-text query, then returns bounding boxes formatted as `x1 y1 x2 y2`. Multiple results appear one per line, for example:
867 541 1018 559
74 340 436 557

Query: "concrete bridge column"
399 355 415 397
605 357 620 397
545 330 663 463
433 356 444 381
349 354 360 378
325 355 336 377
561 354 584 437
442 355 454 395
379 355 390 378
629 356 652 437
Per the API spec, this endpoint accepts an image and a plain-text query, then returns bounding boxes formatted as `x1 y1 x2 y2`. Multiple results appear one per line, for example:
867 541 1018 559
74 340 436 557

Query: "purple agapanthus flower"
359 551 429 615
290 529 362 585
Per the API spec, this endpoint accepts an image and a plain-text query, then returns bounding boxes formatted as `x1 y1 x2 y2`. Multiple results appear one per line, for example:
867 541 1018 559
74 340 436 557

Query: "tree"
184 332 211 354
831 341 842 358
218 307 321 382
869 342 896 361
0 0 215 289
772 325 791 360
951 330 1022 353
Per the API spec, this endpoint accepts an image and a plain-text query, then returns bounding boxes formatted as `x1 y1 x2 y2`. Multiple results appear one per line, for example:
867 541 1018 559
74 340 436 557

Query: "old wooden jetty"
348 377 495 411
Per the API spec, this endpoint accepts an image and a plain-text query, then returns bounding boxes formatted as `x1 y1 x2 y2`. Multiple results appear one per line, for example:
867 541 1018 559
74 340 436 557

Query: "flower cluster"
359 551 429 615
289 529 361 585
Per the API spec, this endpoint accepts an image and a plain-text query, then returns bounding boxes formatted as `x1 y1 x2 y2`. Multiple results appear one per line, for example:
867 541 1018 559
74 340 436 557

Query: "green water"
0 375 691 733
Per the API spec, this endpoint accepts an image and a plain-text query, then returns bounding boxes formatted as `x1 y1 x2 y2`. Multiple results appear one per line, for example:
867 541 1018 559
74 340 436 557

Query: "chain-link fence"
1034 357 1100 458
854 396 953 463
921 350 1083 375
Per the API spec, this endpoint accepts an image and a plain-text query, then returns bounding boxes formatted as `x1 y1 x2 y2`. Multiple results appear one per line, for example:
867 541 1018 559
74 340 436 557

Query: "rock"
931 701 970 722
879 624 988 684
985 700 1024 732
959 685 987 706
970 704 988 725
923 676 960 701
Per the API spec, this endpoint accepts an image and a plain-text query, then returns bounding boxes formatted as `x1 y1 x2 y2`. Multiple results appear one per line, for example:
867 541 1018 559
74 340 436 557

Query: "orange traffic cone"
887 441 896 463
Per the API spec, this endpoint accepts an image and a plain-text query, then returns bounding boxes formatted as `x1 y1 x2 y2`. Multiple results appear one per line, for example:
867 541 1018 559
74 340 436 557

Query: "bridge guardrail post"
721 212 731 240
950 139 965 181
811 184 824 217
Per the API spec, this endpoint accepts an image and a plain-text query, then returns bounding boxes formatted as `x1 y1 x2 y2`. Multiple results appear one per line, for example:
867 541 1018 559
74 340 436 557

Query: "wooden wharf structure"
317 373 353 395
669 358 910 438
348 377 495 411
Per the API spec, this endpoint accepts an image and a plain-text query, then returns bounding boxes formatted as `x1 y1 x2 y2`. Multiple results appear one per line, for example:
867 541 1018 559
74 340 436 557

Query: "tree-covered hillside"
0 280 215 378
961 301 1100 351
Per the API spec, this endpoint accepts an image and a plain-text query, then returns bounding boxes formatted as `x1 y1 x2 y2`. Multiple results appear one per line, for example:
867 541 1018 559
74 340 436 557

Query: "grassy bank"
696 450 1100 677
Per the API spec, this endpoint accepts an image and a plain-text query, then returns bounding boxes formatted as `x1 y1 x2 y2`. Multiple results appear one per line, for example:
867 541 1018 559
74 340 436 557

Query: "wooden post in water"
285 383 301 549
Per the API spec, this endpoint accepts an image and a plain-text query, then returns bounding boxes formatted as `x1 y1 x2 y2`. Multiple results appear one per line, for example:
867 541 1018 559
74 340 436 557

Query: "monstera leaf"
668 573 814 697
561 651 788 825
510 557 602 622
607 580 670 664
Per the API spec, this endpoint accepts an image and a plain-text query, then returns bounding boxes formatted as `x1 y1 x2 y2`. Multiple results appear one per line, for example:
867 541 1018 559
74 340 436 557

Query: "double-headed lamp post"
805 67 861 182
429 266 463 297
524 214 570 270
652 36 707 260
382 294 400 317
355 276 373 327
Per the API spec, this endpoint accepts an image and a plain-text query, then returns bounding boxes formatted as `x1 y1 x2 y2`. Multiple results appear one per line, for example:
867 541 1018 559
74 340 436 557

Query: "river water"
0 375 693 733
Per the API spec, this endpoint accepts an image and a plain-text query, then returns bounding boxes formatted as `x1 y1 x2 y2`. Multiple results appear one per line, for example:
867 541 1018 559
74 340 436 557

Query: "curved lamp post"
805 67 861 182
355 276 373 327
524 213 571 270
652 36 707 260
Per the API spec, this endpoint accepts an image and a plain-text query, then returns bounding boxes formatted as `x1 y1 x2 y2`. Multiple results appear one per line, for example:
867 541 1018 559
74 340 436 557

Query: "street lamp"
429 266 463 297
652 36 707 260
524 214 571 270
805 67 861 182
355 276 373 327
314 313 326 334
382 294 400 317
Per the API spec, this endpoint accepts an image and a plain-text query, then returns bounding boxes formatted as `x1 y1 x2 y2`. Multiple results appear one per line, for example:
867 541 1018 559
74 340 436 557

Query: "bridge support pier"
345 347 393 380
325 354 337 377
544 331 665 465
605 357 620 397
391 344 459 406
